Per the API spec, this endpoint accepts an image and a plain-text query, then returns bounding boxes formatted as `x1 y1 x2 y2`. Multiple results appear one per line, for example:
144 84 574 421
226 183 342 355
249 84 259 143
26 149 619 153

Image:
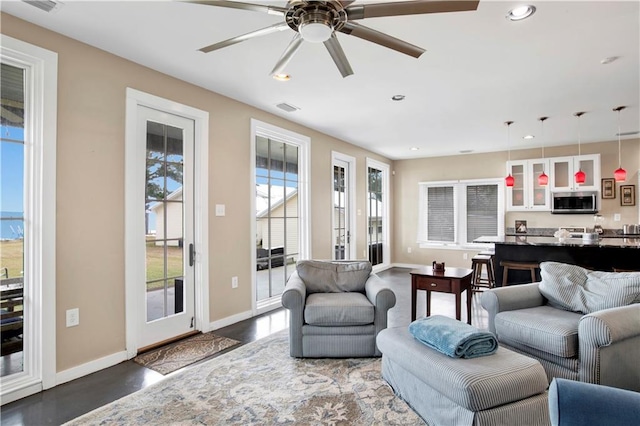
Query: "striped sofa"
481 277 640 392
281 260 396 358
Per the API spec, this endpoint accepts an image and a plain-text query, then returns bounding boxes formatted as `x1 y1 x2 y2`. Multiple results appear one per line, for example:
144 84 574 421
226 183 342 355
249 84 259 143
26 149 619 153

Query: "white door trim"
366 158 391 270
0 35 57 403
124 89 209 358
331 151 356 260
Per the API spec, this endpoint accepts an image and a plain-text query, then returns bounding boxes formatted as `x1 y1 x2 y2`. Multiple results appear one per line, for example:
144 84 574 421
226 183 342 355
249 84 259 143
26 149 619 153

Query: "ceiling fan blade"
345 0 479 20
338 0 356 7
199 22 289 53
185 1 287 17
323 33 354 78
270 33 304 76
339 22 425 58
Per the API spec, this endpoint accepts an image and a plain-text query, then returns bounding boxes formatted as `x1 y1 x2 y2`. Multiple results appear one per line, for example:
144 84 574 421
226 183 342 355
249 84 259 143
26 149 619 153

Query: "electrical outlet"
614 213 621 222
463 253 468 260
407 247 412 254
66 308 79 327
232 276 238 289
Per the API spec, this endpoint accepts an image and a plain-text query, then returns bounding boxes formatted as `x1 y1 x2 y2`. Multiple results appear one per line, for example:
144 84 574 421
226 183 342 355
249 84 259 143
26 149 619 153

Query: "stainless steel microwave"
551 191 598 214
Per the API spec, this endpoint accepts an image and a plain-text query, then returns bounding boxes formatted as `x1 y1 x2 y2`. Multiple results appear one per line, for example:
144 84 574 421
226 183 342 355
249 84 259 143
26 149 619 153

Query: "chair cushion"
296 260 372 293
304 292 374 326
495 305 581 358
538 262 640 314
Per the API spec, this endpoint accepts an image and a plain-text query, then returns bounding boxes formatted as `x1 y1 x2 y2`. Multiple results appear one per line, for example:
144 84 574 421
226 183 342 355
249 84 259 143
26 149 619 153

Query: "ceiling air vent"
276 103 300 113
22 0 64 13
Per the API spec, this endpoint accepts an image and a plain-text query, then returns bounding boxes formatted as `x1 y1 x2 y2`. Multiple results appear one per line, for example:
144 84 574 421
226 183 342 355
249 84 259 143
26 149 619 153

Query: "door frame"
124 89 209 358
331 151 356 260
0 35 57 403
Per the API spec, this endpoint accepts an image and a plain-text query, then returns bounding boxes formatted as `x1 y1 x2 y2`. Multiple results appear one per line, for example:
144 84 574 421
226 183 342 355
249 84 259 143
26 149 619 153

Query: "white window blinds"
418 179 503 246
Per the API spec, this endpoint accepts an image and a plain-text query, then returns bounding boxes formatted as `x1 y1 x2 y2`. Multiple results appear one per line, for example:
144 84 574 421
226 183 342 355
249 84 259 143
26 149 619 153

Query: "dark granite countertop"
474 235 640 249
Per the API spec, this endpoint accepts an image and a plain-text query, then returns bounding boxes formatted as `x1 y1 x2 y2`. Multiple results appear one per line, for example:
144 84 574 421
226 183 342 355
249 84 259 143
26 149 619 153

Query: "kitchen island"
475 235 640 285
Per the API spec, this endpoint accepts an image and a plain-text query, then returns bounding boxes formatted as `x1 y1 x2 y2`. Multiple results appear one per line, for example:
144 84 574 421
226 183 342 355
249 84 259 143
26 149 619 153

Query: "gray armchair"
481 277 640 392
281 260 396 358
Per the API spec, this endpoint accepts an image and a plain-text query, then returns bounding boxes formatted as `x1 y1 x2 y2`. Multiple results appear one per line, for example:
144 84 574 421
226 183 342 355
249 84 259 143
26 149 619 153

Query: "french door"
332 153 355 260
136 106 195 348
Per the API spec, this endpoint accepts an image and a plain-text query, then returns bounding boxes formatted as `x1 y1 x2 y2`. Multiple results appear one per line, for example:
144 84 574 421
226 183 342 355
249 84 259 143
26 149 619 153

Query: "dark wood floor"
0 267 488 425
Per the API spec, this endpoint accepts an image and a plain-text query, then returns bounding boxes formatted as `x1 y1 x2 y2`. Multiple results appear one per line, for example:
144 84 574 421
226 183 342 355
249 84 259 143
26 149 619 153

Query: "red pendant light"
505 121 514 187
538 116 548 186
613 106 627 182
574 112 586 184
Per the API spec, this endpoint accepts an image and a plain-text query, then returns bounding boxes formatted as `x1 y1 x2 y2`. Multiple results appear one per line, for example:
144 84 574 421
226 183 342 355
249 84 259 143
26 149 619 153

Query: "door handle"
189 243 195 267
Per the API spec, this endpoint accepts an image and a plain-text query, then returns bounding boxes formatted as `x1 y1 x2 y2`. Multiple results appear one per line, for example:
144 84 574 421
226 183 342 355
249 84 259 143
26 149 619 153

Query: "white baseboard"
56 351 128 386
1 381 42 406
209 310 253 331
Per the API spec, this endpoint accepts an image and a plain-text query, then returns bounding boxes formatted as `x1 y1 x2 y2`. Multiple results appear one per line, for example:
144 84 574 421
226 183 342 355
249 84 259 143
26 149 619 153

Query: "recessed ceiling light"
272 73 291 81
600 56 620 65
506 5 536 21
410 147 419 151
523 135 535 140
391 95 405 101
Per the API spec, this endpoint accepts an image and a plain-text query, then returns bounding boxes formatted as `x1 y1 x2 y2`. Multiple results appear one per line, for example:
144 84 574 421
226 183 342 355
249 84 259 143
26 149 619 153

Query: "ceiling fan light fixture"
272 73 291 81
506 5 536 21
299 22 333 43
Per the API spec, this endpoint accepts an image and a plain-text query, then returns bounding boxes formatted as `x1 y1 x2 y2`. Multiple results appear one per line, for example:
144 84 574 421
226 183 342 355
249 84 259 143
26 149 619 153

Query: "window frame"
418 178 504 249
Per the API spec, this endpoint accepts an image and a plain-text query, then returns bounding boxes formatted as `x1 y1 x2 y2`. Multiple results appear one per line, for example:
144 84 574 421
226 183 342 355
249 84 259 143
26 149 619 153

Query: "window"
418 179 504 246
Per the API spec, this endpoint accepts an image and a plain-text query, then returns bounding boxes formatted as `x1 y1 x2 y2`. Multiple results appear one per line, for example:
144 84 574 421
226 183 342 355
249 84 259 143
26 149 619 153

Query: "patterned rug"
133 332 241 375
66 330 424 425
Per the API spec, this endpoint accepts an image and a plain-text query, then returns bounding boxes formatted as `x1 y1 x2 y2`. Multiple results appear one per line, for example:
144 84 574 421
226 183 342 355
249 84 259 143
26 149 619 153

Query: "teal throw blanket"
408 315 498 359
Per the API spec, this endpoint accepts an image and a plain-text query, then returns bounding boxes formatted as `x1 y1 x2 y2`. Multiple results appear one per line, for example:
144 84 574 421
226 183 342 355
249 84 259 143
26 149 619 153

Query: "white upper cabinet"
550 154 601 192
506 159 551 211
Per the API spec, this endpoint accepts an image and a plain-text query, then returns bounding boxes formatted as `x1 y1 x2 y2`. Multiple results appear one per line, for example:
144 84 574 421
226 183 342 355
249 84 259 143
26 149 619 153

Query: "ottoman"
377 327 550 426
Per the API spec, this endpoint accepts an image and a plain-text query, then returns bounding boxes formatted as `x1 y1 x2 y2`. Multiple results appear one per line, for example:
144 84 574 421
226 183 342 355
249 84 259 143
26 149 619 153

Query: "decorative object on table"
554 229 571 242
601 178 616 199
516 235 527 243
504 120 515 187
613 106 627 182
620 185 635 206
573 111 587 184
515 220 528 234
432 261 445 271
537 116 549 186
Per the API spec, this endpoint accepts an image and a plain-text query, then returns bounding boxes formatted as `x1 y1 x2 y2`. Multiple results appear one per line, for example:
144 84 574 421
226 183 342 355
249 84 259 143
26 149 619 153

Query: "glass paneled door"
332 157 353 260
138 106 195 348
255 136 299 306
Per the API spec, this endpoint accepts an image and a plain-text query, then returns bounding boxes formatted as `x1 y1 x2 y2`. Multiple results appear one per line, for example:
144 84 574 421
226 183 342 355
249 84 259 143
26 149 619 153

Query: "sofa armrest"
549 378 640 426
579 304 640 390
480 283 545 334
281 271 307 357
365 273 396 356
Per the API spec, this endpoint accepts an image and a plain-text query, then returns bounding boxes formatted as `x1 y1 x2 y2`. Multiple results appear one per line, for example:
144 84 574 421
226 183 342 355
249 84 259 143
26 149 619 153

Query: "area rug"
133 332 240 375
66 330 424 425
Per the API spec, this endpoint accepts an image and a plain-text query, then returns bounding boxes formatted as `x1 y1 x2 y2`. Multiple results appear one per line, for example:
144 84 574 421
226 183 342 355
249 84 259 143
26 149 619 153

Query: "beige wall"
392 139 640 269
1 13 391 372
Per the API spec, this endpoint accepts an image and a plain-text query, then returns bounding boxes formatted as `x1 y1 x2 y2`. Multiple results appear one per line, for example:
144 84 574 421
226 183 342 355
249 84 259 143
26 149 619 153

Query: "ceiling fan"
188 0 480 77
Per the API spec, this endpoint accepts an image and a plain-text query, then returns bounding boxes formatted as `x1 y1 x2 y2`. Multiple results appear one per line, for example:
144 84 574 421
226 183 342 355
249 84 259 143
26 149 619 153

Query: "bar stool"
500 261 539 286
471 254 495 291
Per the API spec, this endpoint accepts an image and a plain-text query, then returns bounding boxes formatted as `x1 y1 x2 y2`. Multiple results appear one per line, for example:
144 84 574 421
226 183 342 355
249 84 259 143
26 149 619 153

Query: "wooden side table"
410 266 474 324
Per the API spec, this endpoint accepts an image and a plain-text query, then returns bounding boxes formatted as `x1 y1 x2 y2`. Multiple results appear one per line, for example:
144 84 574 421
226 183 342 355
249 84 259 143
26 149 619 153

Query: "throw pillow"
296 260 372 293
539 261 640 314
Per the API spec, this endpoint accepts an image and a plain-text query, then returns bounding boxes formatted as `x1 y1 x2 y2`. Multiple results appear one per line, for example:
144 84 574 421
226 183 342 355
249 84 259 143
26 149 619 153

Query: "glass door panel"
333 164 347 260
145 121 185 323
1 63 25 377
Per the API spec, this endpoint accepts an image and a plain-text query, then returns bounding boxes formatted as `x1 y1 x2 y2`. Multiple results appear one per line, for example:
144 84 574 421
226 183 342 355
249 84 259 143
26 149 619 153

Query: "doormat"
133 332 241 375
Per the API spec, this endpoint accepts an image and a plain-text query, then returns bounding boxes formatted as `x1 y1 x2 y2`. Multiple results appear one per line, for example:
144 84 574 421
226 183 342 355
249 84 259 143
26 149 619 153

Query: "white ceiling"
3 0 639 159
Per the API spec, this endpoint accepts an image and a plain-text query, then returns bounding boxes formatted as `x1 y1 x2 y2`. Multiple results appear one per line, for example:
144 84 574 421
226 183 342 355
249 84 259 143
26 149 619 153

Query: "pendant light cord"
539 116 547 170
615 106 626 167
505 121 513 161
574 112 585 157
